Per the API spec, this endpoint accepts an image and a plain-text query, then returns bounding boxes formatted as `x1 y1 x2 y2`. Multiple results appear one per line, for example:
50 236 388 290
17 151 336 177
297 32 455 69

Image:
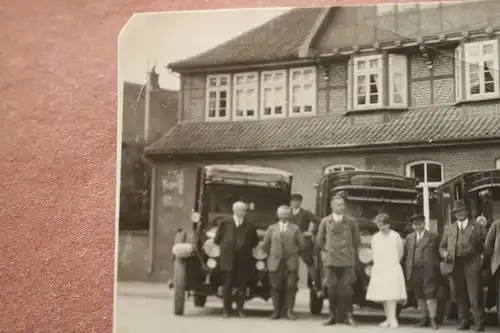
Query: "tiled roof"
146 106 500 156
167 8 323 70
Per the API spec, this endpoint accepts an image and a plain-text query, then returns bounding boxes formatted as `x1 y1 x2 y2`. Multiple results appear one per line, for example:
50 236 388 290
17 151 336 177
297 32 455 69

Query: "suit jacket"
214 216 259 271
439 220 487 273
485 220 500 275
262 222 304 272
404 230 440 281
316 214 361 267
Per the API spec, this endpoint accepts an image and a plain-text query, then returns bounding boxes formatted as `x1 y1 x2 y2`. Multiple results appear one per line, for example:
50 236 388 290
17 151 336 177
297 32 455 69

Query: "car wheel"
309 288 324 315
194 294 207 307
173 258 186 316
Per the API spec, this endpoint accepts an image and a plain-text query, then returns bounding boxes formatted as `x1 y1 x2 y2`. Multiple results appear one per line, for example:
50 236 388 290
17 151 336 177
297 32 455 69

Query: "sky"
118 8 291 91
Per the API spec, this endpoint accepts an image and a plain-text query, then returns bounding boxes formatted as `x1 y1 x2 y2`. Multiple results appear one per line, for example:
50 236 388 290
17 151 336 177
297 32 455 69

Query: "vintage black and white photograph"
115 2 500 332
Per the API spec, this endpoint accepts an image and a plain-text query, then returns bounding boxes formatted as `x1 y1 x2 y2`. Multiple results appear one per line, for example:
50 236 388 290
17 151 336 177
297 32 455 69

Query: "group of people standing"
213 194 499 332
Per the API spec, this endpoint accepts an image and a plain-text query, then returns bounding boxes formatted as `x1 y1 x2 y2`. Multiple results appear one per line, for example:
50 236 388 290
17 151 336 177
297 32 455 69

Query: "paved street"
114 282 497 333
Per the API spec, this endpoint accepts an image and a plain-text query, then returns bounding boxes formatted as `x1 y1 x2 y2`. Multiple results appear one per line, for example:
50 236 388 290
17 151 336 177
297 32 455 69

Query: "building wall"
148 144 500 282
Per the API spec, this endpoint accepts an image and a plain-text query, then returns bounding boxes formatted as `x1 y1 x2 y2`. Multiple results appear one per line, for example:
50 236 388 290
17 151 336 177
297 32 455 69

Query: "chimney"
149 66 160 91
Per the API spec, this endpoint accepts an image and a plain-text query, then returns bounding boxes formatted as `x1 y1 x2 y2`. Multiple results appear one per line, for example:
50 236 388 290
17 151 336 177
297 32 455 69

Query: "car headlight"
205 226 217 239
203 238 220 258
191 211 201 222
206 258 217 269
255 260 266 271
252 243 268 260
358 247 373 264
364 264 373 276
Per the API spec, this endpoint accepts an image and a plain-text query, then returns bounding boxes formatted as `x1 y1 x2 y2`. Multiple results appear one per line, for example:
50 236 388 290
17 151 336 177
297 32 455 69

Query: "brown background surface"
0 0 434 332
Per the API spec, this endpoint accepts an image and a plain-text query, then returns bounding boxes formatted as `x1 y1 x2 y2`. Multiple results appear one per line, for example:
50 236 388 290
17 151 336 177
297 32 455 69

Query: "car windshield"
346 201 415 235
204 184 289 229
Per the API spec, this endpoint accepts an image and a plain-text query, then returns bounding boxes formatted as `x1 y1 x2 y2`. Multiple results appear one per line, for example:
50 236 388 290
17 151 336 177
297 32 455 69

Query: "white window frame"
405 161 444 230
419 2 439 10
455 46 463 101
324 164 358 175
388 54 409 107
464 40 499 100
205 74 231 121
376 4 395 16
289 67 317 117
232 72 258 120
353 55 384 110
260 69 287 119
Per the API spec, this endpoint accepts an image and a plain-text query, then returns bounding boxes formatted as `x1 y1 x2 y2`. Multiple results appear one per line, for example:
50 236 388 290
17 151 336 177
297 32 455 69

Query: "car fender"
172 243 194 258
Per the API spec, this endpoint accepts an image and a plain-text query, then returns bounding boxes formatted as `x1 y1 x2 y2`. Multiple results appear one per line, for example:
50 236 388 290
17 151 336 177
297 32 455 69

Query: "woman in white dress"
366 213 407 328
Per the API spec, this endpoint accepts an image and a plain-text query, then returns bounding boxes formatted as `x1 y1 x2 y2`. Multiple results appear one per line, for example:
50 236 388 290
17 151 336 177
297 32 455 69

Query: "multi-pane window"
324 165 358 175
377 2 441 15
289 67 316 116
260 70 287 118
206 75 230 120
233 72 258 120
464 40 499 99
389 54 408 106
353 55 383 109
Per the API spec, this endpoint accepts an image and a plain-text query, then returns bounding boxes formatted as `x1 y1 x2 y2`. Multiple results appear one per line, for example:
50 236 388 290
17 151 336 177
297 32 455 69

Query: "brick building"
144 2 500 282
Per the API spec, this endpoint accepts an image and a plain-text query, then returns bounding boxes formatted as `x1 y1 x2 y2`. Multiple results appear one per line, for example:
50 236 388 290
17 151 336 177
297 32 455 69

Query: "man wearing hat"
439 201 487 331
404 213 441 329
289 194 321 287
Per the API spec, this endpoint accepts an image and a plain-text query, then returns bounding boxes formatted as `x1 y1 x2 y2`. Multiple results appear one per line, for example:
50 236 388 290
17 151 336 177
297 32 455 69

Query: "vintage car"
170 164 292 315
435 169 500 323
309 170 448 323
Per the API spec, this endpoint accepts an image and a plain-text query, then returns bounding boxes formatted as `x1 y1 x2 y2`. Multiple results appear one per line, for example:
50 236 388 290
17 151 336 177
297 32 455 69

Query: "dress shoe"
323 316 336 326
284 310 297 320
416 318 430 327
344 315 357 327
269 311 280 320
457 320 471 330
474 324 485 332
429 318 439 330
237 310 246 318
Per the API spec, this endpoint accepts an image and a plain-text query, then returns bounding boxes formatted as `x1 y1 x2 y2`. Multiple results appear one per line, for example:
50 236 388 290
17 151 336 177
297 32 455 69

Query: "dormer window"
233 72 258 120
260 70 287 119
206 74 230 121
349 53 408 111
455 40 499 102
289 67 317 116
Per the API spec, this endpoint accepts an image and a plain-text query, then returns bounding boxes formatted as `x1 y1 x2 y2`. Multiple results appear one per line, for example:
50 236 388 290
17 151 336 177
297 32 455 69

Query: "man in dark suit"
485 218 500 324
316 194 361 326
262 205 304 320
405 214 441 330
439 201 487 331
289 193 321 287
214 201 259 318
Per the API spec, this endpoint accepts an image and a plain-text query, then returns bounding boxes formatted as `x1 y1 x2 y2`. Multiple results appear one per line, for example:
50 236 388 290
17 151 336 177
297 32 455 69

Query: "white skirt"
366 263 407 302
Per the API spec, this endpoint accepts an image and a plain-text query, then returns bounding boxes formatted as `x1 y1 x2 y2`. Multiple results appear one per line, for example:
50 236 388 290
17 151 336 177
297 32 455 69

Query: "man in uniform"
439 201 487 331
404 214 441 330
262 205 304 320
289 194 321 287
316 194 360 326
214 201 259 318
485 218 500 324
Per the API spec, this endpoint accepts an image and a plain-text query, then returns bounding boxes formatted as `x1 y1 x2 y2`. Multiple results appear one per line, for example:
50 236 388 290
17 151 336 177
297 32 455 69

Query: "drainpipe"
144 69 156 276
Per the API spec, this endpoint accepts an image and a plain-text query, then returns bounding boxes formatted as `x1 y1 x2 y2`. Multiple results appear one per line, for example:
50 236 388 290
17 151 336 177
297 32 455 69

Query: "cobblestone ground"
114 283 497 333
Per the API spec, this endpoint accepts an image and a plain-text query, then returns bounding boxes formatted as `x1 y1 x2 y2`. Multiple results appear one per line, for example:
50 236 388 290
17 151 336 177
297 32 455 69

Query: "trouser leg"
269 271 282 319
337 267 356 323
284 271 298 320
496 270 500 324
323 266 338 325
452 264 470 324
464 266 484 328
223 271 233 313
232 268 247 313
